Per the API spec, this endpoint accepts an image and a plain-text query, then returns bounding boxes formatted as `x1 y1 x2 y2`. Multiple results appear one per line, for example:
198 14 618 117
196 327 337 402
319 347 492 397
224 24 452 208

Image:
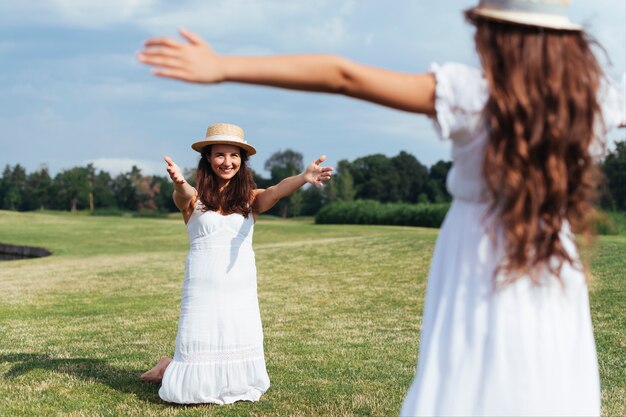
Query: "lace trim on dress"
177 345 265 363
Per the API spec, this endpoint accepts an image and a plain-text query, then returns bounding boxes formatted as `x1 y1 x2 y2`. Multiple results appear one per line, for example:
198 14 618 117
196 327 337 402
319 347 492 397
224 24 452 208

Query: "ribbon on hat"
206 134 249 144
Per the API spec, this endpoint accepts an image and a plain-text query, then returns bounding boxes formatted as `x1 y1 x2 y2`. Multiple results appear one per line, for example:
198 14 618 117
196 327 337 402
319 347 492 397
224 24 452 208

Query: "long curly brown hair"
196 145 256 217
467 15 604 283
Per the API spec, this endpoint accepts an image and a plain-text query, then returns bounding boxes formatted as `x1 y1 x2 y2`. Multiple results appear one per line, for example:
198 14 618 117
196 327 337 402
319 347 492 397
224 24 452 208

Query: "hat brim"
191 139 257 156
468 7 582 31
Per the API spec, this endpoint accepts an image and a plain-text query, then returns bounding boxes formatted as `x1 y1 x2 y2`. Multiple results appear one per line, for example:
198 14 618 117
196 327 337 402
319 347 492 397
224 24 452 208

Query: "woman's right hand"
164 156 186 184
138 28 224 84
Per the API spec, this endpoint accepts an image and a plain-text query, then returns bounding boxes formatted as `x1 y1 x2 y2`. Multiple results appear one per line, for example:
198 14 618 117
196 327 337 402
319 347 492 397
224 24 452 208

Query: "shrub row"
593 210 626 236
315 200 450 228
315 200 625 235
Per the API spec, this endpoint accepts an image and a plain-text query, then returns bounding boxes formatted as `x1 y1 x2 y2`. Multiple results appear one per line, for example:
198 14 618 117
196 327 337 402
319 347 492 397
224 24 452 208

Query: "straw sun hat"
191 123 257 156
467 0 582 31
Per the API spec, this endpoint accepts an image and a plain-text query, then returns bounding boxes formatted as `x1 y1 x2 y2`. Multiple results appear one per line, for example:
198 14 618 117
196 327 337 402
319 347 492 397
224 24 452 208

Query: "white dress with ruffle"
159 203 270 404
400 63 625 416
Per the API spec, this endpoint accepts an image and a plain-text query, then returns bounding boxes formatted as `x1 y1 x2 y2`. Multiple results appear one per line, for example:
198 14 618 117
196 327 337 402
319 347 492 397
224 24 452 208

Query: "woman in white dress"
140 123 333 404
138 1 625 415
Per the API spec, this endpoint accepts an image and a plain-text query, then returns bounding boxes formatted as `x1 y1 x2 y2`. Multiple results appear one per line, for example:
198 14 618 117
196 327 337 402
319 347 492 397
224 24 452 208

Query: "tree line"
1 140 624 216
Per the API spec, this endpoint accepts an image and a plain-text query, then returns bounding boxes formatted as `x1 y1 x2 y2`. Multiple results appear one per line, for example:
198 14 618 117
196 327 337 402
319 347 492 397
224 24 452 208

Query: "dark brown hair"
196 145 256 217
467 16 604 283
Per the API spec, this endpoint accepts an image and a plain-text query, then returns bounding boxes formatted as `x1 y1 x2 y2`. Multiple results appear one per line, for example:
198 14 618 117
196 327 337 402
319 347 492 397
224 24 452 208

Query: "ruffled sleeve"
429 62 489 143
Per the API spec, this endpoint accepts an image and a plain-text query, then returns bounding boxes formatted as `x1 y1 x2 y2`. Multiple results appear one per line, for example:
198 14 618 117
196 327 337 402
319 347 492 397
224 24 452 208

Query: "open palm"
304 156 333 187
139 28 224 84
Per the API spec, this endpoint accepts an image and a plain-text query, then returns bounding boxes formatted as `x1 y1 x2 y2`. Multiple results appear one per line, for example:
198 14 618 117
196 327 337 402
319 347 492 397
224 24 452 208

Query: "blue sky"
1 0 624 177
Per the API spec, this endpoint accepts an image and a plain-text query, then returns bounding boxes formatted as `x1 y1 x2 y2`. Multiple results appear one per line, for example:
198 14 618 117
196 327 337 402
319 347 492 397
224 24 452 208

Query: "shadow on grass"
1 353 163 404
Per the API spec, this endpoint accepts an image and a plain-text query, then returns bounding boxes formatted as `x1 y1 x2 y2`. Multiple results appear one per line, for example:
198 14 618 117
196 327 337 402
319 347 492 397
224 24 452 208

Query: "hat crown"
478 0 569 16
206 123 244 140
192 122 257 155
470 0 579 30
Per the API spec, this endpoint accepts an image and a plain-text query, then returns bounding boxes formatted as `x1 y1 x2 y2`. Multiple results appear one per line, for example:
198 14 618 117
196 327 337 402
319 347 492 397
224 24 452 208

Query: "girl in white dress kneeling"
140 123 332 405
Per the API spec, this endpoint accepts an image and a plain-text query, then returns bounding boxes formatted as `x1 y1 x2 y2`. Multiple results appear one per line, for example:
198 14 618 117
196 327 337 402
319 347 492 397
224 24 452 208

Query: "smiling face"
208 144 242 187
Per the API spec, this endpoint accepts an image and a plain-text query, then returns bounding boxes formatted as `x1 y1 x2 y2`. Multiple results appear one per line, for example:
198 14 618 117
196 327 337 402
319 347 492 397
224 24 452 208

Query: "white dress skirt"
400 63 625 416
159 204 270 404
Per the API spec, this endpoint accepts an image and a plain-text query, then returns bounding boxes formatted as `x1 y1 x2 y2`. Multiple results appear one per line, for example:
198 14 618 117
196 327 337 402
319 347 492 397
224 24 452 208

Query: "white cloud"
136 0 357 51
0 0 356 50
53 0 156 28
0 0 156 28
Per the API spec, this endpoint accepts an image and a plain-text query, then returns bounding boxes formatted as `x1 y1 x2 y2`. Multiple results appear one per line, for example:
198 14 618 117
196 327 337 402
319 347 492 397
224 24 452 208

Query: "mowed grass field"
0 210 624 417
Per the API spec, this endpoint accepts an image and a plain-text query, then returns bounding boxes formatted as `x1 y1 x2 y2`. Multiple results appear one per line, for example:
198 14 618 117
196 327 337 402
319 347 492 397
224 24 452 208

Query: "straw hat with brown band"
466 0 582 31
191 123 257 156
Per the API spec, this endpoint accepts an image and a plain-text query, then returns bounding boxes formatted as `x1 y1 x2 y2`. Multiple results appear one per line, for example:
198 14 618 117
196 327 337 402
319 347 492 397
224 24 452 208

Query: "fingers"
152 68 198 83
139 46 181 58
314 169 333 185
314 155 327 165
143 57 186 71
139 38 187 71
178 27 204 46
144 37 185 49
164 156 175 166
138 52 187 70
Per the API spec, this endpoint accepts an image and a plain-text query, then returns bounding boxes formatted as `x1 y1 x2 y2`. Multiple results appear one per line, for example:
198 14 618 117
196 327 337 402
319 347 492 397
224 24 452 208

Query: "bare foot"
140 356 172 384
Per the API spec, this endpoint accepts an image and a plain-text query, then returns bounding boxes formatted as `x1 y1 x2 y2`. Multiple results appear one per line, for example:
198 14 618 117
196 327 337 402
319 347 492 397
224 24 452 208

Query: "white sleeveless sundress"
159 203 270 404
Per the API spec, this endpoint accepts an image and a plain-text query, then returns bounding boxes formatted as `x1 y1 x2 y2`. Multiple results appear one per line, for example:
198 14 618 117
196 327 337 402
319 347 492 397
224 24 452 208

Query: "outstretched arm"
252 156 333 215
164 156 197 215
138 28 436 115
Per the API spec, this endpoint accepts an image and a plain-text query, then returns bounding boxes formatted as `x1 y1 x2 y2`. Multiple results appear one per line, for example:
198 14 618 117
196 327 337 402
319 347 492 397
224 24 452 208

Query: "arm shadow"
1 352 163 405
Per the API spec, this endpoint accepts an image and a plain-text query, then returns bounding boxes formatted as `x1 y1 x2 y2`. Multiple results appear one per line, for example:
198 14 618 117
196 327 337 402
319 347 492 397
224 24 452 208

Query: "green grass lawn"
0 210 624 417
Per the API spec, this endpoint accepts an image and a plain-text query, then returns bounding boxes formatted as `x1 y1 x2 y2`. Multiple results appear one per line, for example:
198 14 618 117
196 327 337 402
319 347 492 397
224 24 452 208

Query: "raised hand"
138 28 224 84
164 156 186 184
303 155 333 187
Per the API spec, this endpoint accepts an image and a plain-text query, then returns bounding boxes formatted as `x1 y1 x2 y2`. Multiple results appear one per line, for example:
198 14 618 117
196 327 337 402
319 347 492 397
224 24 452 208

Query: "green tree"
602 140 626 211
264 150 304 180
92 170 116 209
326 159 355 202
301 185 326 215
350 154 401 202
152 175 178 212
112 166 142 211
24 166 53 210
427 160 452 203
391 151 429 203
53 167 90 211
1 164 27 210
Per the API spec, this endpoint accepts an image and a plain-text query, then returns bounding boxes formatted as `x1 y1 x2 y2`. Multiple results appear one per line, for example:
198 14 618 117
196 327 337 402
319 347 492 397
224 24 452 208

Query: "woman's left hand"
303 155 334 187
